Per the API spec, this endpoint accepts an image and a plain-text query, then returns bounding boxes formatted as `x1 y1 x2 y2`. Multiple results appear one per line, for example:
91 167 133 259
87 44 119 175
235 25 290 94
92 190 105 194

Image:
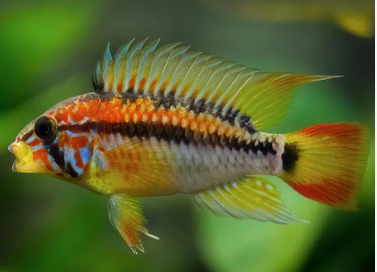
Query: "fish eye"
34 116 57 141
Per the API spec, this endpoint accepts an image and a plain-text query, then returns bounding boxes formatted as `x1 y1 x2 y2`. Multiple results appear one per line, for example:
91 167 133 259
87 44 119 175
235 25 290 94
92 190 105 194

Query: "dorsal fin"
93 38 339 129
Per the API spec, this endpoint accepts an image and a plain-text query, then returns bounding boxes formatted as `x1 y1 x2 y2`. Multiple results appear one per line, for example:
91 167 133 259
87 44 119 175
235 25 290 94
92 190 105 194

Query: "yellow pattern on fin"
93 38 339 129
85 139 175 197
108 194 159 254
194 176 306 224
234 73 341 129
105 139 174 195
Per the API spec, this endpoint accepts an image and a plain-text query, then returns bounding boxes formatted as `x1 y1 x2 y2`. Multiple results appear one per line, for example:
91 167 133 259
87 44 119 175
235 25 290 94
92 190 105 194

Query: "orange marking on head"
88 99 101 117
70 103 87 123
57 131 70 147
33 149 53 171
55 109 69 123
29 138 42 147
71 136 88 149
74 150 84 169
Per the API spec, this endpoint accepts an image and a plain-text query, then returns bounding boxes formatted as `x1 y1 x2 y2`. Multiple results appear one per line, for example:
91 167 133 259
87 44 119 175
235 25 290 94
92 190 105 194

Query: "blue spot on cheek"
80 147 92 164
26 135 35 143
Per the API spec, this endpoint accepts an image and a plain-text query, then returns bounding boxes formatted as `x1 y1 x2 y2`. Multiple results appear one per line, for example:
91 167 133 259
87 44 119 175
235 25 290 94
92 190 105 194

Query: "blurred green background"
0 0 374 271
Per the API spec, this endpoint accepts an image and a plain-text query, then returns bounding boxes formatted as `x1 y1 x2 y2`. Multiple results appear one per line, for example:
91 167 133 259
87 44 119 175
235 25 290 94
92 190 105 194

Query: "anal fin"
194 176 306 224
108 195 159 254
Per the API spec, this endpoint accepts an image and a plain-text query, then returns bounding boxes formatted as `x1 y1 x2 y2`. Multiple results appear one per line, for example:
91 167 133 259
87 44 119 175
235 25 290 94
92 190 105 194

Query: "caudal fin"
279 124 369 210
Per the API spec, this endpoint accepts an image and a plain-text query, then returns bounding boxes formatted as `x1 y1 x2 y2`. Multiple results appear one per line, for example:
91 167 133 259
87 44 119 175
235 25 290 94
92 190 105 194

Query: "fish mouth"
8 141 45 173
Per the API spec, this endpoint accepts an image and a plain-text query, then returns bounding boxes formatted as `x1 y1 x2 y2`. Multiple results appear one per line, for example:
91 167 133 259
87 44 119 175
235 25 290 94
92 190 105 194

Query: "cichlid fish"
9 38 369 253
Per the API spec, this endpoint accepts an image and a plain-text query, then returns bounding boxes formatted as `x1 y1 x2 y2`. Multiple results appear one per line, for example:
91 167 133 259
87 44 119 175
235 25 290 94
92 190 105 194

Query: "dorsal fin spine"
164 49 196 94
102 43 113 92
114 39 134 92
214 66 246 109
151 43 183 96
135 39 160 93
157 46 191 97
222 70 256 114
93 38 339 130
179 55 213 100
176 54 213 98
125 39 148 92
203 62 236 103
192 59 226 103
154 45 188 96
171 52 204 99
144 42 180 94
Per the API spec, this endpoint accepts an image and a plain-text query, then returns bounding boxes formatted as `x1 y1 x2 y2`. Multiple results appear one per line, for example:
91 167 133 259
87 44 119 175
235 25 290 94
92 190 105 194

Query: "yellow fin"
87 139 175 196
108 194 159 254
234 73 340 129
105 139 175 196
194 176 306 224
93 38 338 130
279 123 369 210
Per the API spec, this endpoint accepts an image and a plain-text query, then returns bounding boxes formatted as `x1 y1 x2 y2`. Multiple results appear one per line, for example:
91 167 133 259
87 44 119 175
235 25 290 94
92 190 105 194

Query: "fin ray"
108 195 159 254
93 39 339 129
279 123 369 209
194 176 305 224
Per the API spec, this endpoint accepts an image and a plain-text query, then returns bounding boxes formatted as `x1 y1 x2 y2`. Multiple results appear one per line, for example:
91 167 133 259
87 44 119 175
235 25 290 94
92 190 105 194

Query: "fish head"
8 96 92 179
8 114 64 176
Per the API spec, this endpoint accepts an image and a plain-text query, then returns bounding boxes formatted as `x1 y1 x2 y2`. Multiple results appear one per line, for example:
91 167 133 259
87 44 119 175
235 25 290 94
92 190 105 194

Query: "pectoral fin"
194 176 306 224
88 138 175 196
108 194 159 254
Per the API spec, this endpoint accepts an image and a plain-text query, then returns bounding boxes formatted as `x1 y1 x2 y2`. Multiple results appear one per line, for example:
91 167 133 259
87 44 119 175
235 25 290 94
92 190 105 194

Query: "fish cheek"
33 148 55 173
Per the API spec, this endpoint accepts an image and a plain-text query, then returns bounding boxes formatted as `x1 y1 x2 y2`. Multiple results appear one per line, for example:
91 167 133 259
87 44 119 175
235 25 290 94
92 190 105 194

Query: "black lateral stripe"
58 121 276 156
48 144 65 170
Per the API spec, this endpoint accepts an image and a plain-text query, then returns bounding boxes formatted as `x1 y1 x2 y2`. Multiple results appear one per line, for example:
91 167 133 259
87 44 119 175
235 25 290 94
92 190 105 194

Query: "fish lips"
8 142 43 174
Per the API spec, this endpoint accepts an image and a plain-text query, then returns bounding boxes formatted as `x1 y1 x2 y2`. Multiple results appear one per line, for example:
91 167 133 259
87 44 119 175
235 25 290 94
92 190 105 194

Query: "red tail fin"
279 124 369 209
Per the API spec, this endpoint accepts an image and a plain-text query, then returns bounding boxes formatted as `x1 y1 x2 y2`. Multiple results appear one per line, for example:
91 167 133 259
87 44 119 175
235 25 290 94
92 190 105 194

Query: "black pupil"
38 123 50 136
35 117 54 140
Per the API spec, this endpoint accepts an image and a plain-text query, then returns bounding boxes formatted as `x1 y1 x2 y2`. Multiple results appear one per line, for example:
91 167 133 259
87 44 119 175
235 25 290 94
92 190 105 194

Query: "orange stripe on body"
55 96 247 146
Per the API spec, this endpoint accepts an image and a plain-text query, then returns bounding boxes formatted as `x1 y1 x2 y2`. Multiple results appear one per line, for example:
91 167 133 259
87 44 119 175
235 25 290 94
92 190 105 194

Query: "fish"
8 38 369 254
199 0 375 38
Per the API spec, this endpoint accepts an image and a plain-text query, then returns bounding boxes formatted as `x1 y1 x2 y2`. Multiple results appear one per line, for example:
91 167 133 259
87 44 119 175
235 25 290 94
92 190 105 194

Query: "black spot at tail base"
282 143 299 172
